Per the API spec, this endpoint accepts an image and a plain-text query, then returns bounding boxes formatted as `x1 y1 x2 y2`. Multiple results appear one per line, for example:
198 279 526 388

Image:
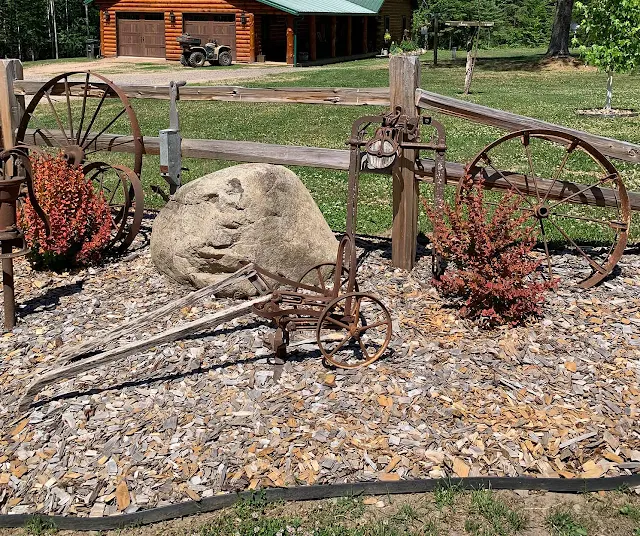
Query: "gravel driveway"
23 56 300 85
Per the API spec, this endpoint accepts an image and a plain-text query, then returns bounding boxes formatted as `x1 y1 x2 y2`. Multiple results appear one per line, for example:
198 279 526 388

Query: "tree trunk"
605 72 613 110
547 0 574 57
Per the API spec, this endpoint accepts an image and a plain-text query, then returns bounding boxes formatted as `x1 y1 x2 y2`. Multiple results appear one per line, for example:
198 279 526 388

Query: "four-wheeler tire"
180 54 189 67
188 51 206 67
218 51 232 67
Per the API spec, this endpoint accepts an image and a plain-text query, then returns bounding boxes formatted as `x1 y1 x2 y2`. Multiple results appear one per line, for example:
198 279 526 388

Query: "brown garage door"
117 13 166 58
183 14 236 60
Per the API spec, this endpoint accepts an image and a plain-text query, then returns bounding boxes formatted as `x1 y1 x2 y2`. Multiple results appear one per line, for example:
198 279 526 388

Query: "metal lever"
160 80 187 195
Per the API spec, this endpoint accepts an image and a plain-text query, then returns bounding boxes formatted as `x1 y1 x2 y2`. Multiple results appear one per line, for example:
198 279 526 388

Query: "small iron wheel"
297 262 359 294
16 71 144 177
461 129 630 288
189 51 206 67
317 292 392 369
82 162 144 252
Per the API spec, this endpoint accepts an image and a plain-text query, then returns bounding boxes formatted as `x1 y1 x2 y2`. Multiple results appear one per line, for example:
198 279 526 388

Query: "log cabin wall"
97 0 413 63
98 0 280 62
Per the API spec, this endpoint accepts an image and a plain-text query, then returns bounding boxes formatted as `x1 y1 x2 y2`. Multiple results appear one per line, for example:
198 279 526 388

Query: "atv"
177 33 233 67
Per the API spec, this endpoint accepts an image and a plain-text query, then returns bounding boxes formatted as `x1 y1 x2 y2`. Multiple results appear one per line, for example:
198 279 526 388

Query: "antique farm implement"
18 113 405 411
348 106 448 275
18 235 393 412
15 71 145 252
0 149 50 330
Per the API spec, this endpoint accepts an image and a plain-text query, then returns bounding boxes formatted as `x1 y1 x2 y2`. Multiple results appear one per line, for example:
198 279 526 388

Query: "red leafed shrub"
424 175 556 326
19 153 112 270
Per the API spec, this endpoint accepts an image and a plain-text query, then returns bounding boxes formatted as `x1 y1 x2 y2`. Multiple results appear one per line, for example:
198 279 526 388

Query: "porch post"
362 16 368 53
249 13 256 63
347 16 352 56
286 14 295 64
309 15 317 61
331 16 337 58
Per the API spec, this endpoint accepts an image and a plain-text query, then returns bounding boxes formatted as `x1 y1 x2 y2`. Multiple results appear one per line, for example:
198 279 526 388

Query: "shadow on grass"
422 54 583 73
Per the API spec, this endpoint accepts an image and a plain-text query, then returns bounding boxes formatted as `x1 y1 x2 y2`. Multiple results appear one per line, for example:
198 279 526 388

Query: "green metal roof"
256 0 383 15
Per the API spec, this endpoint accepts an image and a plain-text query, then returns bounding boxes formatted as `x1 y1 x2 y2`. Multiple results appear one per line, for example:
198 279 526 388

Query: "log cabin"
96 0 415 64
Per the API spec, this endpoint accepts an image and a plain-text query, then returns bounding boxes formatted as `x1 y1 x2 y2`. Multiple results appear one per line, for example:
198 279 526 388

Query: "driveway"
22 56 300 85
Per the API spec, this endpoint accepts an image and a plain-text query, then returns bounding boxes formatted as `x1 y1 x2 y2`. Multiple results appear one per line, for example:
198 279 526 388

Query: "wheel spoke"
539 219 553 280
79 87 110 147
357 320 388 333
324 315 351 331
547 173 618 211
44 90 70 144
541 139 577 205
484 156 534 207
27 113 66 147
355 334 371 361
76 73 90 145
552 211 626 230
523 134 541 203
352 296 362 324
63 76 74 141
327 332 353 357
82 108 127 152
547 219 607 274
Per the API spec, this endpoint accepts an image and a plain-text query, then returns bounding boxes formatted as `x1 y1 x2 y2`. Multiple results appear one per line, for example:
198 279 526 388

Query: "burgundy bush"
424 175 556 326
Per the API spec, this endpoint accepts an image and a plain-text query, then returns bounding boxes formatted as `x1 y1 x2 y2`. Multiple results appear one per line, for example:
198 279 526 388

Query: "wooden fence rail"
5 57 640 271
12 80 640 166
416 89 640 165
27 128 640 212
13 81 391 107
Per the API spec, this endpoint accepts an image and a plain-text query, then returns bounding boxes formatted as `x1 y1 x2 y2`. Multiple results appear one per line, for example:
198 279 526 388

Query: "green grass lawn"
26 48 640 244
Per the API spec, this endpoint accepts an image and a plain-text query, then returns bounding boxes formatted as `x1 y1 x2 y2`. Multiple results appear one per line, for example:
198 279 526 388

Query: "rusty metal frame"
0 149 50 331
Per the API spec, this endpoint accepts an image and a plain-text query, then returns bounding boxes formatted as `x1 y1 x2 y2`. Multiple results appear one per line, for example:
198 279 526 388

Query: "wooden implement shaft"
58 264 264 362
18 295 271 413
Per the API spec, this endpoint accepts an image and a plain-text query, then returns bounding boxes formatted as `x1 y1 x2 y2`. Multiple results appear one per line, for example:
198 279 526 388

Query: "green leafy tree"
414 0 556 49
574 0 640 110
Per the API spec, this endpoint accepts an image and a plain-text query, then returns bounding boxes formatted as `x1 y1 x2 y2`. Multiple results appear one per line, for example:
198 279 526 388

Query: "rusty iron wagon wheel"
317 292 392 369
460 129 630 289
15 71 145 252
82 162 144 252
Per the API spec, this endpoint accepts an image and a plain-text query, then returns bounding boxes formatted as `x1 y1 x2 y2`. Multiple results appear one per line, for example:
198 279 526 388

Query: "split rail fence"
2 57 640 270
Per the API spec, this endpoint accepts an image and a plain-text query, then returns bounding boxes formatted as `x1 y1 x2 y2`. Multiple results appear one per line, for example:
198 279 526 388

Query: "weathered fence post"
390 55 420 270
0 59 24 150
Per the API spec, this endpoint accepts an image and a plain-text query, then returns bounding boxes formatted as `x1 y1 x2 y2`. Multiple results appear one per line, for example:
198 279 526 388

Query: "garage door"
117 13 166 58
183 14 236 60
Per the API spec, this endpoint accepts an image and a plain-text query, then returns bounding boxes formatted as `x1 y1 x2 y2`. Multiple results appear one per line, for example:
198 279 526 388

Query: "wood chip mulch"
1 219 639 517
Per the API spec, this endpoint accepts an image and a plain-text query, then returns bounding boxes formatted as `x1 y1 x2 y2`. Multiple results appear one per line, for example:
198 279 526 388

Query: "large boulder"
151 164 338 297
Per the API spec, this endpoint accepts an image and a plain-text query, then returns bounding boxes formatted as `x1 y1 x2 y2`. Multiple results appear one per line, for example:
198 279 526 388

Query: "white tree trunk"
50 0 59 59
605 72 613 110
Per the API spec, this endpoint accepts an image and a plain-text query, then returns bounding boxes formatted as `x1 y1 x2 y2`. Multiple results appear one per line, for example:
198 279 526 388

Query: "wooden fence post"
0 59 24 150
390 55 420 271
